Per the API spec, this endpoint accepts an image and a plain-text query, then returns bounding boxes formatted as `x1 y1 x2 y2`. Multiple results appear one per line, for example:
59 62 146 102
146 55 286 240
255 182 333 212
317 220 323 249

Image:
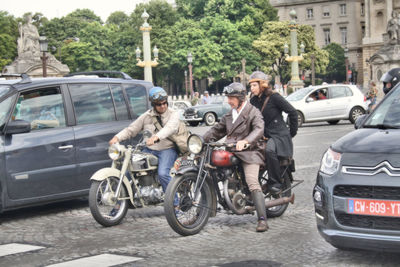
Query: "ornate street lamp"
284 9 305 91
136 9 159 82
39 36 49 77
187 52 194 97
184 70 188 97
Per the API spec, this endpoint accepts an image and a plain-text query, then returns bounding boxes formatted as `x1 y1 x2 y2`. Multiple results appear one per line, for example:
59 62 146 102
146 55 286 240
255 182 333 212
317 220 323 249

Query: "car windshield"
364 86 400 128
286 87 314 101
211 96 226 104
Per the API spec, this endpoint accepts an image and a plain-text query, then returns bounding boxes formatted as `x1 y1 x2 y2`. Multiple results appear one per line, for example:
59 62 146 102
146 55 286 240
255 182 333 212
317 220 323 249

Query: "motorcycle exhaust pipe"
265 193 295 208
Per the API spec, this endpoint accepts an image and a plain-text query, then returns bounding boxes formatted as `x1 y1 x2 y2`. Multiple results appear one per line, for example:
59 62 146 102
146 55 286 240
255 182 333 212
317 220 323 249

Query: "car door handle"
58 145 73 150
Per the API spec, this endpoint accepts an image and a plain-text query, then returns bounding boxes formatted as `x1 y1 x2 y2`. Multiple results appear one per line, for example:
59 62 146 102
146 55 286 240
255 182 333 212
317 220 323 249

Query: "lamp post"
39 36 49 77
310 53 315 86
187 52 194 97
284 9 305 91
184 70 188 97
136 9 159 82
344 46 349 83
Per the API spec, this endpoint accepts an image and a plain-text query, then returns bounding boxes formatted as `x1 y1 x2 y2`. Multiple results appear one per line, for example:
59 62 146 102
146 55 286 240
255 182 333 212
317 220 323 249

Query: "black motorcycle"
164 134 303 236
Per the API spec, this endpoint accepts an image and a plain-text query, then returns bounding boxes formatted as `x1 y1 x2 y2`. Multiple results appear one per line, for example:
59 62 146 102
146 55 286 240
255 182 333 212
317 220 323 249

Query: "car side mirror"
354 114 367 129
306 97 315 103
5 120 31 135
142 129 152 138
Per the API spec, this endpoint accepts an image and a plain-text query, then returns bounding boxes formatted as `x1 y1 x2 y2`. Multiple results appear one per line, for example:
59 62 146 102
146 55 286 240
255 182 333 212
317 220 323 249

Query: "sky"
1 0 175 22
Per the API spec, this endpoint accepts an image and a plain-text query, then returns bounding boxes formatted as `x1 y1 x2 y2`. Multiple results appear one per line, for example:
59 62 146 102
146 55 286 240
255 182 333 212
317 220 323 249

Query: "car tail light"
364 96 367 102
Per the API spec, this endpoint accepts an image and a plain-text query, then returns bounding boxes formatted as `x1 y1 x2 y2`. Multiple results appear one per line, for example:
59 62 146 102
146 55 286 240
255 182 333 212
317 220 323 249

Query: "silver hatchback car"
285 84 368 126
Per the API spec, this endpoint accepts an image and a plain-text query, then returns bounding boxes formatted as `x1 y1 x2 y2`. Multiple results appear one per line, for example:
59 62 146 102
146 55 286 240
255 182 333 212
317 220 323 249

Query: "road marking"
46 253 142 267
0 243 45 257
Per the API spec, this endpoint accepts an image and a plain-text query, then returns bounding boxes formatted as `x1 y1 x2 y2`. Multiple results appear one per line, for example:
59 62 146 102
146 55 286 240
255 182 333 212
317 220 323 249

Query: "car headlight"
108 143 123 160
188 134 203 154
320 148 342 175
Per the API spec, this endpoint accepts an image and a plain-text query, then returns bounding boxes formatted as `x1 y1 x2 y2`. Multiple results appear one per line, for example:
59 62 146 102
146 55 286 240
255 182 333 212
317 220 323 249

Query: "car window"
110 84 129 121
13 87 66 130
175 102 188 109
365 87 400 127
124 84 147 119
69 83 116 125
330 86 352 98
287 87 313 101
0 94 16 130
310 88 328 100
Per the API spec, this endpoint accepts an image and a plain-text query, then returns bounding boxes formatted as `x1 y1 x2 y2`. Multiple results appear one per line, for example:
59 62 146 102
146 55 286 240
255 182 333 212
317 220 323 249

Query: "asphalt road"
1 121 400 267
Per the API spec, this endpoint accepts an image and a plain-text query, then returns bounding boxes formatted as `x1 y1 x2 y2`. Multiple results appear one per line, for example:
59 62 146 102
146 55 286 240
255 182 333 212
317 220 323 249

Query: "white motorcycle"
89 131 163 227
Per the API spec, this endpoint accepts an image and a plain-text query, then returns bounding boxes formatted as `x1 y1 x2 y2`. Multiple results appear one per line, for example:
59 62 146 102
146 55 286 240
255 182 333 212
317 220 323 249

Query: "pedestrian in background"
366 81 378 111
191 92 199 106
201 91 211 104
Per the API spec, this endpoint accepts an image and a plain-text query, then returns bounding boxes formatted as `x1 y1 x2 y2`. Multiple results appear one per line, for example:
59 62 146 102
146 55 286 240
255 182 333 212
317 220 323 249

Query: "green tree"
323 43 345 83
0 11 18 70
61 41 104 72
106 11 129 26
253 21 329 84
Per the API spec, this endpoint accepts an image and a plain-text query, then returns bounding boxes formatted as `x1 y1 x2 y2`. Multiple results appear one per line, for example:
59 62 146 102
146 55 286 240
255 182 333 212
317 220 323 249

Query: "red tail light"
364 96 367 102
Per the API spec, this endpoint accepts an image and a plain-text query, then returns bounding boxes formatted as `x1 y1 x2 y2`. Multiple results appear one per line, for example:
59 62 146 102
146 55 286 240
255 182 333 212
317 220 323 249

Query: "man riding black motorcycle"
249 71 298 192
203 82 268 232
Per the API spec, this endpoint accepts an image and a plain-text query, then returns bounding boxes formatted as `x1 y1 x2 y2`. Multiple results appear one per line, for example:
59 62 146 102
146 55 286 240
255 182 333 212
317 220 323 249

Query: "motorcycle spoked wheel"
261 172 292 218
164 172 213 236
89 176 129 227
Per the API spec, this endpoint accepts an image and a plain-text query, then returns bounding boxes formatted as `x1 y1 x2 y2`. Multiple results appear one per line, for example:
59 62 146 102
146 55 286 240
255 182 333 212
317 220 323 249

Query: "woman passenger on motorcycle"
249 71 298 192
203 82 268 232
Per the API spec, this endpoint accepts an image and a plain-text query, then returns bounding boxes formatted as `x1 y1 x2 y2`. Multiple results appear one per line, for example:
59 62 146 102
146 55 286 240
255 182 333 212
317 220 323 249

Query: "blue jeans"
142 147 178 205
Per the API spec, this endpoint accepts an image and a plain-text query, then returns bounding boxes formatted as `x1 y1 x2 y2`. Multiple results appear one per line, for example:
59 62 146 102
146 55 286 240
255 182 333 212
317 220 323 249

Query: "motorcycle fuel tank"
211 150 239 167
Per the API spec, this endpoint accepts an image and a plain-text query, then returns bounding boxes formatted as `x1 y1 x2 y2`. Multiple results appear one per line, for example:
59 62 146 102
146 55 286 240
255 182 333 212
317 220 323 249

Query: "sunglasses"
155 101 168 107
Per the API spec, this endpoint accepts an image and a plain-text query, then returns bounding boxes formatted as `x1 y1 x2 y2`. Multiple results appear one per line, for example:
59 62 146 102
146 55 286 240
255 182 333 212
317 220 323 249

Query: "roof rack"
65 71 132 80
0 73 32 84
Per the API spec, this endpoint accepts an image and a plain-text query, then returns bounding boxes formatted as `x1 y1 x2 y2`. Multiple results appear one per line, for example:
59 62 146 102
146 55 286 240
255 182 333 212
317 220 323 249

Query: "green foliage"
0 11 18 70
253 21 329 84
323 43 345 83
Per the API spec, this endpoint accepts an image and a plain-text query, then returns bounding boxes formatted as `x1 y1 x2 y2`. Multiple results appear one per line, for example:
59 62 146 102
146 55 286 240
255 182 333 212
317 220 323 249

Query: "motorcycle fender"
175 165 199 177
90 168 134 205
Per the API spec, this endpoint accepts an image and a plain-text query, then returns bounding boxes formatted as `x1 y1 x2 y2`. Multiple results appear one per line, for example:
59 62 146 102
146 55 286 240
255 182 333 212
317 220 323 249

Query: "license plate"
348 198 400 217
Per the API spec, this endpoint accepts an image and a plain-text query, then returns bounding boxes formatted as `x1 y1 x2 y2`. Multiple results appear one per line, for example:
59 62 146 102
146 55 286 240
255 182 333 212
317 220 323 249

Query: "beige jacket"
116 108 179 151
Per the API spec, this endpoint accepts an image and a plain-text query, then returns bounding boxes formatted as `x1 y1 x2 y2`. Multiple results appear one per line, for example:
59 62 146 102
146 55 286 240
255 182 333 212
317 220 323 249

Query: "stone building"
270 0 400 88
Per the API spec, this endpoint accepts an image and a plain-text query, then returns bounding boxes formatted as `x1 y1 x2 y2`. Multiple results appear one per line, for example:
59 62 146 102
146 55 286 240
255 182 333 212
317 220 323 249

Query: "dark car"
0 71 152 212
313 83 400 252
183 95 231 126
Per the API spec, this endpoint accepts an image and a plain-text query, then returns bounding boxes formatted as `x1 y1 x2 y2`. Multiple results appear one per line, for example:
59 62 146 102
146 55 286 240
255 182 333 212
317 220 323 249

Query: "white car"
169 100 192 120
284 84 368 126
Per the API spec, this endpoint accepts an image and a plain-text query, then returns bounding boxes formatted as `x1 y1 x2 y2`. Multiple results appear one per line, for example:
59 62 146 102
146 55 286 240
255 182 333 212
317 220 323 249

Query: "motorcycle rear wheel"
89 176 129 227
263 172 292 218
164 172 213 236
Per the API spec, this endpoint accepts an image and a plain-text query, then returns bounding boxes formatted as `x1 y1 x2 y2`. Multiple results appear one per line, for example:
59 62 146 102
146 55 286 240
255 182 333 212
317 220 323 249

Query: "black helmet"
223 82 247 101
380 68 400 94
249 71 269 84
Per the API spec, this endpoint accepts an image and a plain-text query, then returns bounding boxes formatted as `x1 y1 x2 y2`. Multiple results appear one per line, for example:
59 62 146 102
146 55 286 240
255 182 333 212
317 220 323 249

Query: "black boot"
266 151 282 193
251 190 269 232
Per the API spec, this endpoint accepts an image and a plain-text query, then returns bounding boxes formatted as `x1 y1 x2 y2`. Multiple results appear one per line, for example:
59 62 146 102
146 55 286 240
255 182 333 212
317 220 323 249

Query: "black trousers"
265 138 281 183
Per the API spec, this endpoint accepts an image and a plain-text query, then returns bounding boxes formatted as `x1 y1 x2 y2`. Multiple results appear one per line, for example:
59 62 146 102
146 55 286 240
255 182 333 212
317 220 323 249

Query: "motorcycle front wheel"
89 176 129 227
164 172 213 236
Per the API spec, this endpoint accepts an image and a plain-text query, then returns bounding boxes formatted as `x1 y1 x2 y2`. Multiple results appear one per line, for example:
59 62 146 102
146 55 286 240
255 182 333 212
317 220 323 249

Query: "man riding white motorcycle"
109 87 179 196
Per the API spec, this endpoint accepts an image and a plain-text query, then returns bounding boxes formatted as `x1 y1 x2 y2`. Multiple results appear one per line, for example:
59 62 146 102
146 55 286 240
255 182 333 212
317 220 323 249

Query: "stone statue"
387 10 399 41
17 14 40 59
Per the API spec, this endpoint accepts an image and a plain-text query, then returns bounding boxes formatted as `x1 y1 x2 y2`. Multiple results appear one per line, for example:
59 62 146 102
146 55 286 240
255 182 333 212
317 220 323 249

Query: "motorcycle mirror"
142 130 152 138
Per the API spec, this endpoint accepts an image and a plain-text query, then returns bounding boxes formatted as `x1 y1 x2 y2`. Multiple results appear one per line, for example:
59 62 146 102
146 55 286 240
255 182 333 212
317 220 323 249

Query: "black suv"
0 71 152 212
313 83 400 252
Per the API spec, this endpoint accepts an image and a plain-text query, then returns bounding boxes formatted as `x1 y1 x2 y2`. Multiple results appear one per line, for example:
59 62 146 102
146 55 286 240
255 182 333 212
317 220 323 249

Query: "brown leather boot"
256 219 269 232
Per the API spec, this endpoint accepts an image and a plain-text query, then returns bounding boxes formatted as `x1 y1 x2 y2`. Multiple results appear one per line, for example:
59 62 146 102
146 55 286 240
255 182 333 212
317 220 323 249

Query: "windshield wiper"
363 124 400 129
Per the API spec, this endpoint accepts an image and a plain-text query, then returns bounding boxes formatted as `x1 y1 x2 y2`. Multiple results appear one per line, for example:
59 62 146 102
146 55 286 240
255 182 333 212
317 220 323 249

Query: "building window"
340 4 347 16
323 6 330 17
362 25 365 37
323 29 331 45
307 8 314 19
340 27 347 45
361 3 365 16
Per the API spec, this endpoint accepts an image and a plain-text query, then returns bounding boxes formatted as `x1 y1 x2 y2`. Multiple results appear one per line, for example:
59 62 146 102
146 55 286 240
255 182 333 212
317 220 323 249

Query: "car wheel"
349 107 365 124
188 121 200 127
327 120 339 125
204 112 216 126
297 111 304 127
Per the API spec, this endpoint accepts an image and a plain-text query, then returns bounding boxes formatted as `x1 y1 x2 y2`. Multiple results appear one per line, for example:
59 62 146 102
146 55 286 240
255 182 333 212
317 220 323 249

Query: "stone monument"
2 14 69 77
369 10 400 91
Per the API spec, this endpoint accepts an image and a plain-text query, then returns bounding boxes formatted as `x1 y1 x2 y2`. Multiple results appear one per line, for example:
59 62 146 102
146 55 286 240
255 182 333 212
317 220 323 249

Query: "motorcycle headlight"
320 148 342 175
188 134 203 154
108 144 123 160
